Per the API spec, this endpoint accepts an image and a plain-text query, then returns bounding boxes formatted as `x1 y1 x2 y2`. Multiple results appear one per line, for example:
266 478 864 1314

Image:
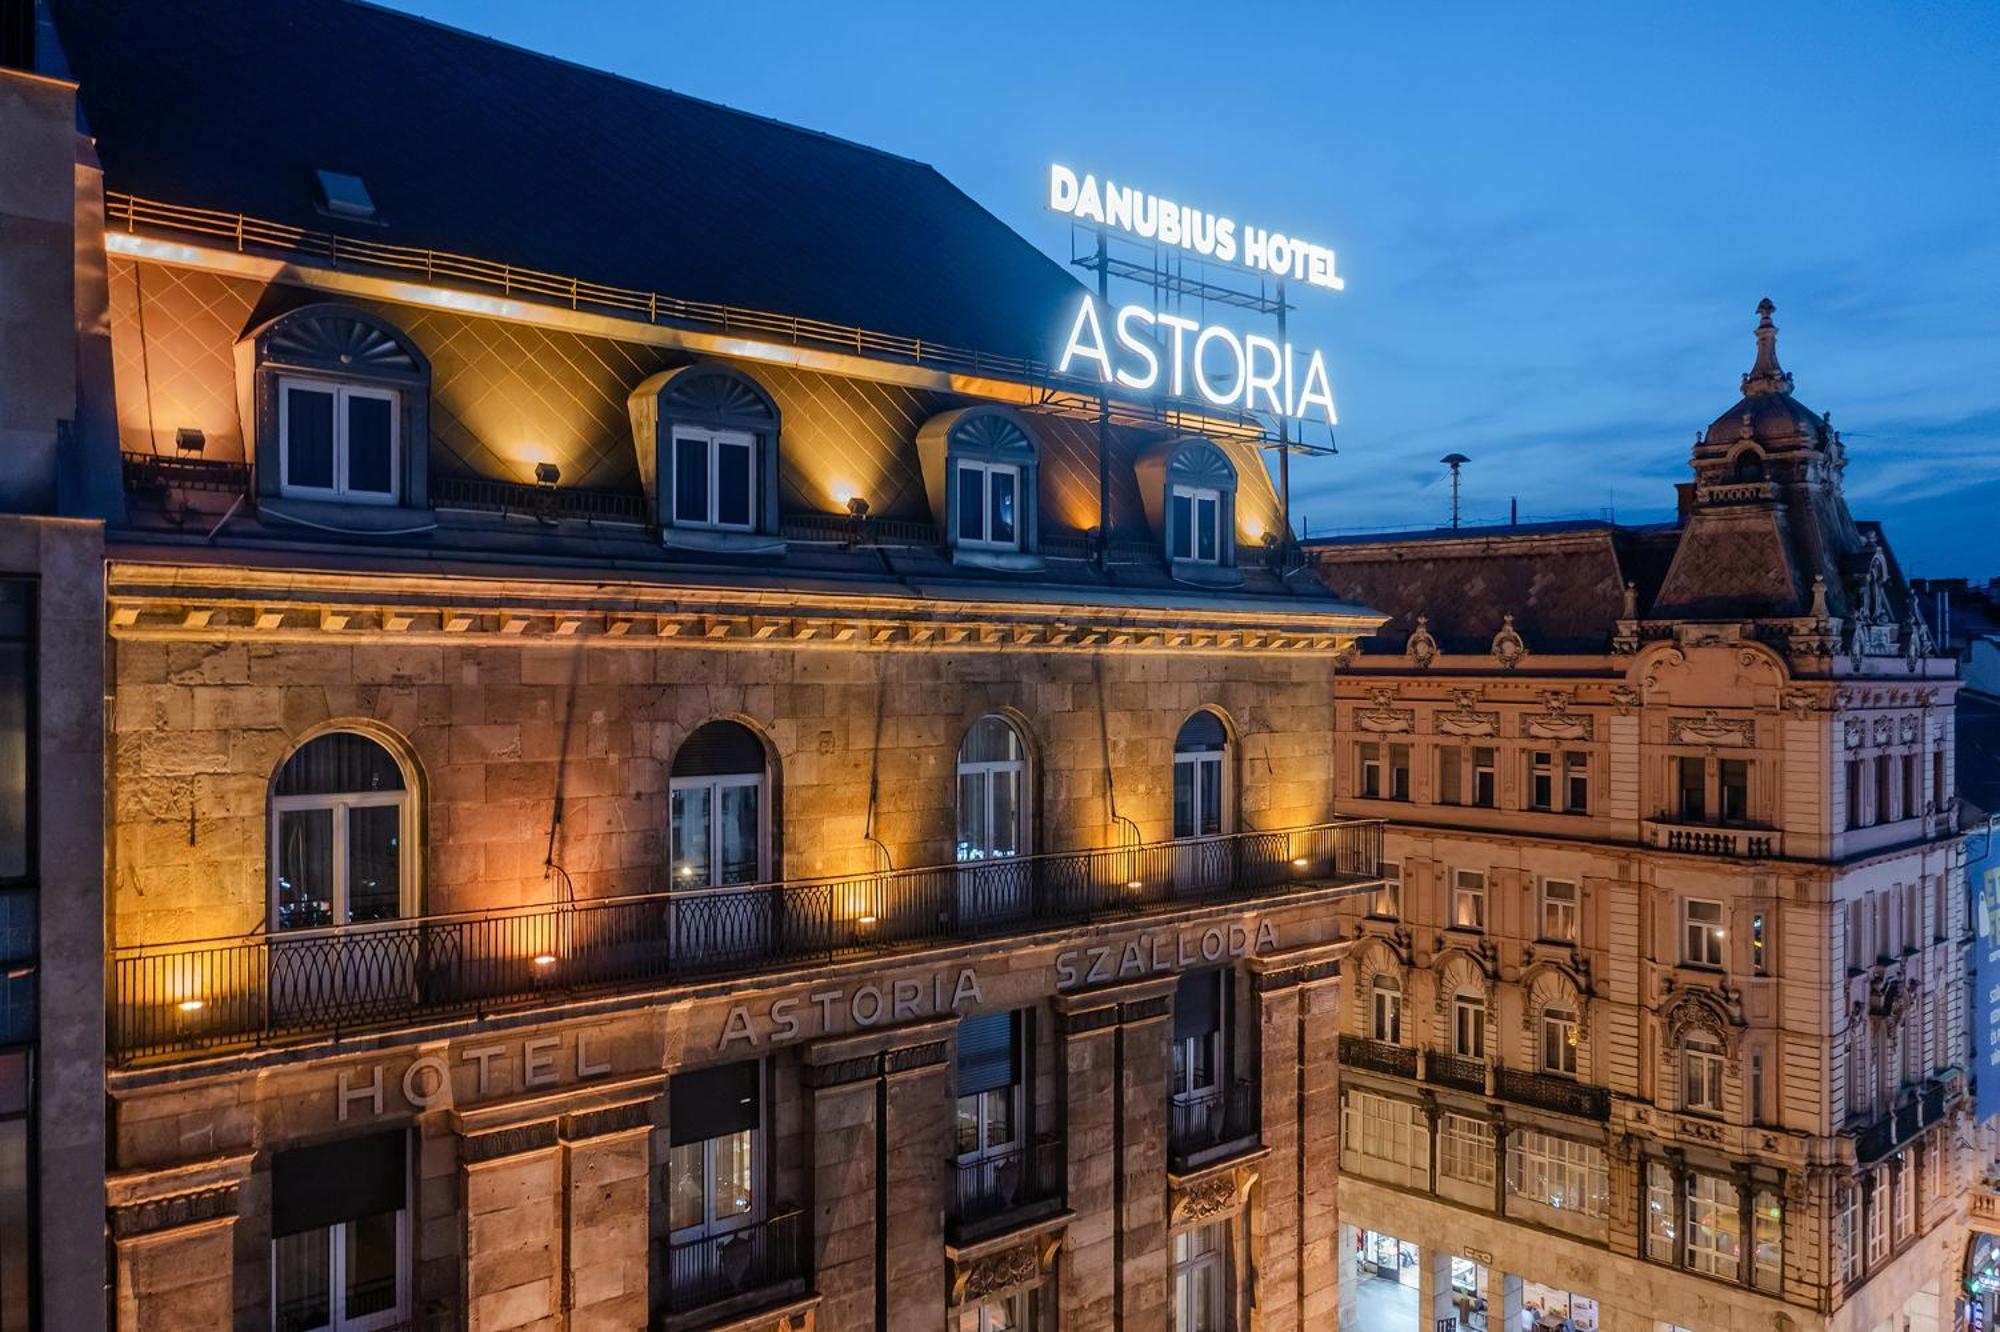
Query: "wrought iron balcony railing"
1852 1081 1951 1164
1336 1035 1611 1122
1170 1078 1260 1173
660 1209 807 1317
948 1136 1065 1241
111 819 1380 1062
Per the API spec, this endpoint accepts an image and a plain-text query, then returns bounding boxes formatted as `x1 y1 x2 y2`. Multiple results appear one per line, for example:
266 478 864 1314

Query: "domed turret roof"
1699 299 1831 455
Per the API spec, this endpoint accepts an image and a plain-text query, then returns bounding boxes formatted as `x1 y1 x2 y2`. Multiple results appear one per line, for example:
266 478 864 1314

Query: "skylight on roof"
314 169 377 221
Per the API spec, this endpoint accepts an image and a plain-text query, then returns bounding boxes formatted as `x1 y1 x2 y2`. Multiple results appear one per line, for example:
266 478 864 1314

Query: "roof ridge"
338 0 937 173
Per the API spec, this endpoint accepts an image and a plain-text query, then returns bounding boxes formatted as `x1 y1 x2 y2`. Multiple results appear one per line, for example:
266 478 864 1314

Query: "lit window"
1370 861 1401 918
1540 880 1578 942
1369 976 1402 1044
1451 871 1486 932
1172 1222 1228 1332
1452 992 1486 1060
1437 1112 1494 1188
1682 1035 1725 1114
1506 1128 1607 1217
1835 1182 1861 1282
1753 1188 1783 1293
1685 1170 1741 1278
1173 712 1228 839
957 717 1030 924
1644 1160 1676 1263
279 378 399 503
1541 1005 1578 1076
1683 899 1725 967
959 1294 1025 1332
670 426 757 530
270 732 408 931
1170 484 1222 564
670 721 769 888
1342 1090 1428 1189
956 460 1020 550
271 1130 409 1331
666 1060 762 1308
955 1012 1025 1224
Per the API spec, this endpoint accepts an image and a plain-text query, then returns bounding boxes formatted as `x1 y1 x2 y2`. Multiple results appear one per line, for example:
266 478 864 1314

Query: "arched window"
1370 975 1403 1044
1135 437 1240 581
670 721 770 887
1732 449 1766 483
628 364 783 551
246 304 431 509
270 731 410 930
1173 710 1230 839
956 716 1028 862
1682 1033 1725 1113
1542 1004 1579 1076
916 408 1043 567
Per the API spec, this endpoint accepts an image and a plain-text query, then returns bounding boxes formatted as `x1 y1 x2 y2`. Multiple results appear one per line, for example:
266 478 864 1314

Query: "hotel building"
0 0 1388 1329
1309 305 1969 1332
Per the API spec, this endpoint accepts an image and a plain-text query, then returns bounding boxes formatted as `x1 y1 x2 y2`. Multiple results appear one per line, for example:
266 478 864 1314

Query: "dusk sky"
391 0 2000 577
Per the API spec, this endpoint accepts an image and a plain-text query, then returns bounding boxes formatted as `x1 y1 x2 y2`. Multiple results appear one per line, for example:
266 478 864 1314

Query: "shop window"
1172 1222 1228 1332
1452 992 1486 1061
1541 1006 1578 1076
1451 870 1486 932
1369 975 1402 1044
1172 711 1229 839
667 1060 762 1269
247 304 430 510
669 722 770 888
1370 861 1401 919
270 732 410 931
1540 879 1578 942
1437 1111 1494 1188
1681 1035 1725 1114
1682 899 1725 967
955 1011 1025 1218
270 1130 409 1331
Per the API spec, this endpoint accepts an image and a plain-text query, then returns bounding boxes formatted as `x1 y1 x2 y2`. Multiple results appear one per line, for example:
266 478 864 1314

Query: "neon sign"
1058 295 1338 426
1049 164 1344 291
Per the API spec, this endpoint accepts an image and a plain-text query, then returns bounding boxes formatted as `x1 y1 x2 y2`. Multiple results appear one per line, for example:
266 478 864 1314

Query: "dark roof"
45 0 1085 365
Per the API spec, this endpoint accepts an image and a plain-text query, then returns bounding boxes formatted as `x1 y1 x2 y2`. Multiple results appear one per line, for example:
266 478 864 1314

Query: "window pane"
285 385 336 490
1171 491 1192 559
276 808 336 930
1198 756 1222 835
1173 759 1196 840
668 1141 706 1232
272 1226 332 1332
982 1088 1016 1150
1196 496 1218 561
989 468 1016 545
670 786 711 886
956 1095 982 1157
345 394 395 495
712 1129 754 1223
958 465 985 542
715 440 753 527
346 804 401 923
988 770 1020 857
343 1209 400 1318
957 771 989 860
674 435 710 524
716 784 761 885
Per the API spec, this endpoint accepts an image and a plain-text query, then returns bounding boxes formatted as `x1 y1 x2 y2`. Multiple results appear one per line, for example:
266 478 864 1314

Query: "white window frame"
1369 976 1403 1044
269 786 412 932
1437 1112 1494 1188
1563 751 1590 813
1451 870 1486 932
955 1080 1024 1170
1835 1182 1861 1282
1682 1036 1725 1114
1370 860 1401 918
1540 879 1578 942
1507 1127 1607 1217
958 1293 1026 1332
669 771 770 887
955 458 1022 550
1471 747 1496 807
1865 1167 1889 1266
271 1205 411 1332
1685 1170 1741 1278
1172 748 1229 840
668 425 758 531
1452 992 1486 1061
1893 1156 1914 1242
1753 1187 1783 1293
956 726 1029 862
1358 743 1382 799
1541 1005 1578 1076
1172 1222 1228 1332
1683 898 1725 967
1170 484 1223 565
1343 1090 1428 1189
668 1126 762 1245
1529 750 1555 810
278 377 401 504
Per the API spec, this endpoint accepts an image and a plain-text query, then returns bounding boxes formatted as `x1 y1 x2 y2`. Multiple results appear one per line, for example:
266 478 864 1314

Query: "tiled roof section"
1306 524 1657 654
49 0 1085 364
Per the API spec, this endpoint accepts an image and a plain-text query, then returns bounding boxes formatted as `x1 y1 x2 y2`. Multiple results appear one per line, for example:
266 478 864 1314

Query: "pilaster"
106 1152 253 1332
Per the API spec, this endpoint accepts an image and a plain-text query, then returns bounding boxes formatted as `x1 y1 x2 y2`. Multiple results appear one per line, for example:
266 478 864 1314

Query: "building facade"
2 0 1389 1329
1309 306 1969 1332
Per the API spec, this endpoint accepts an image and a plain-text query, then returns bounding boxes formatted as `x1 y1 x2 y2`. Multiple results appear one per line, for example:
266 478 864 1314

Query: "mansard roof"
45 0 1084 366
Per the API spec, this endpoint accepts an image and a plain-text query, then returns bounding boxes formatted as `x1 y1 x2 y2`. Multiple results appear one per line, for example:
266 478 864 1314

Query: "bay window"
1506 1128 1606 1217
1437 1112 1494 1188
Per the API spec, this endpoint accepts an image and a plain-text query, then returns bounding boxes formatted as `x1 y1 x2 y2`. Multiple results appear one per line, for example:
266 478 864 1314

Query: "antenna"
1440 453 1471 529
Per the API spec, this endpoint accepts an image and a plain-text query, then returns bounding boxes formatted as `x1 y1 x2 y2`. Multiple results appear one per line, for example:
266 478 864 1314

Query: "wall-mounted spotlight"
174 427 206 456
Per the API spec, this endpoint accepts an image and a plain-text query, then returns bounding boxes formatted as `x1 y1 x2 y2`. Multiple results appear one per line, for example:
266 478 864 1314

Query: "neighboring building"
1309 304 1968 1332
1909 578 2000 822
2 1 1388 1329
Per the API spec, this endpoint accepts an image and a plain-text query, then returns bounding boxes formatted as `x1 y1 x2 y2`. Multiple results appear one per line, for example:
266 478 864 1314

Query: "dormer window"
279 379 399 503
1170 485 1222 564
628 364 783 553
917 408 1042 568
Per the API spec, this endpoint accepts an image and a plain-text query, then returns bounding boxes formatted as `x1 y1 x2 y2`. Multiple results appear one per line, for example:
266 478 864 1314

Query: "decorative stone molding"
462 1120 560 1164
1660 987 1742 1056
109 1184 239 1239
1052 1005 1119 1038
1490 613 1527 669
1781 688 1820 720
1435 689 1500 738
1669 711 1753 747
562 1100 651 1143
1356 689 1416 734
1251 957 1343 992
1406 614 1438 668
948 1231 1062 1309
1522 704 1593 742
1608 686 1641 715
1169 1163 1256 1229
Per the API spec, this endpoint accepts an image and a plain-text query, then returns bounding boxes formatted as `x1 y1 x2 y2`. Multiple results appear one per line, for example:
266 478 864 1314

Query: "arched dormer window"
1135 437 1240 585
669 721 772 887
270 730 415 930
245 304 431 510
628 364 783 553
1172 709 1232 839
916 407 1043 570
1731 448 1766 483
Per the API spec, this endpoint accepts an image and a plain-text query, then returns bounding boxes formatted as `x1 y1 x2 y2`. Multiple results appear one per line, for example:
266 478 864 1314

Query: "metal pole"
1275 278 1291 563
1095 226 1111 573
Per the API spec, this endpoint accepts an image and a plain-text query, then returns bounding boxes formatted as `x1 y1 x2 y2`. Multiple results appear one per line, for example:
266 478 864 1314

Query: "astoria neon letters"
1058 295 1338 426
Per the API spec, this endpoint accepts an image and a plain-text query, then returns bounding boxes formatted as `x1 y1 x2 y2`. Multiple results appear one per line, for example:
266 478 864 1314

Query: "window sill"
1167 559 1244 589
950 546 1046 574
661 526 786 556
258 495 435 534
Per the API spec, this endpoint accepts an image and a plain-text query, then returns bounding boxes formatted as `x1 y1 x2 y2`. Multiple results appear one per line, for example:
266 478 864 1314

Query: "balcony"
111 819 1380 1062
1643 818 1779 860
1852 1081 1950 1164
947 1136 1065 1243
1170 1078 1261 1174
1336 1036 1611 1122
659 1210 808 1324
